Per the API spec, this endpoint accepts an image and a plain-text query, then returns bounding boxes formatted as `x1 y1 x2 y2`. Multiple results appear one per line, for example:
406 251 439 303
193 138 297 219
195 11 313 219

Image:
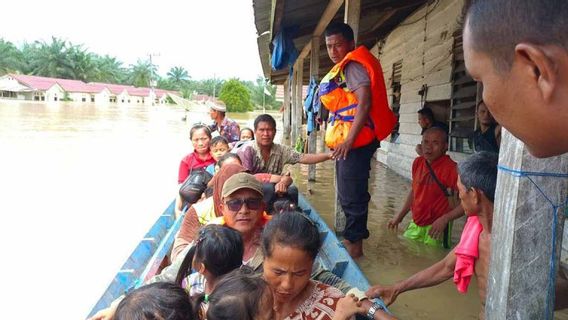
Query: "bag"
179 168 213 205
424 161 459 209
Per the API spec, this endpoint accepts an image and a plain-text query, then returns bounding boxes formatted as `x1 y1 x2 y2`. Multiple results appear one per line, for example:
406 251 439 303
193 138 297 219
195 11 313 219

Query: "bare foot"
342 239 363 259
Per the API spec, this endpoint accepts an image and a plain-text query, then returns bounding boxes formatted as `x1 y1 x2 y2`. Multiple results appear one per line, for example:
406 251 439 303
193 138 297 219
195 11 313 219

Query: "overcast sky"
1 0 264 81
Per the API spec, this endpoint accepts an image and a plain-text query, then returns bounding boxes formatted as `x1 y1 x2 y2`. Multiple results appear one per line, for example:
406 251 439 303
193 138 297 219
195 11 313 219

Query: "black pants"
262 183 299 214
336 140 379 242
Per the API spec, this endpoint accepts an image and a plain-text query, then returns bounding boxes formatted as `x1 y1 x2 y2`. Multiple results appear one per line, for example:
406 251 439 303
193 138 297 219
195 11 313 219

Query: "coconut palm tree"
167 66 190 89
0 39 23 75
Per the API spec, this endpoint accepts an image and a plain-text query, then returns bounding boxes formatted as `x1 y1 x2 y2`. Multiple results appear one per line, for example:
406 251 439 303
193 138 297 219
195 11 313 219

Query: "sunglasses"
225 198 263 211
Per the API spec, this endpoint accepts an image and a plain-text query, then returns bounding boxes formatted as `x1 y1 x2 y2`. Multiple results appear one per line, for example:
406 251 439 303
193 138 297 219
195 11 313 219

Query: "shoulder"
181 153 195 164
313 281 345 298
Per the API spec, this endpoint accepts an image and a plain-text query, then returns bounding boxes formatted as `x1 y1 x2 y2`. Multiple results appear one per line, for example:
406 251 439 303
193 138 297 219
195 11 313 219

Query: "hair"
190 123 212 140
261 210 321 260
175 224 244 285
458 151 499 202
240 127 254 140
217 152 242 168
463 0 568 73
114 282 194 320
324 22 354 42
210 136 229 148
417 107 435 122
203 267 270 320
423 126 448 143
253 114 276 131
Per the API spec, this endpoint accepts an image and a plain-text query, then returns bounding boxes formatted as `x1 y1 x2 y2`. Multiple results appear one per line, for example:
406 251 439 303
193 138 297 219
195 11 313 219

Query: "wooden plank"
308 36 320 181
283 79 291 139
344 0 361 43
270 0 286 42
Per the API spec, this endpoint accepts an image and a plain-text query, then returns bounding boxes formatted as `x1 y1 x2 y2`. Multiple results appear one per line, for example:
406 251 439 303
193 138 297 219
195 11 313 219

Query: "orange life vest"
209 211 272 226
319 46 396 149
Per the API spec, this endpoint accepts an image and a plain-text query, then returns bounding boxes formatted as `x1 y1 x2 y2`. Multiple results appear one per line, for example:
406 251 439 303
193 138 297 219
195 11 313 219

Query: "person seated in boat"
237 114 331 213
202 267 274 320
114 282 194 320
261 210 395 320
206 136 231 175
472 100 501 153
367 151 498 319
175 224 244 319
173 163 298 261
207 100 240 145
175 124 215 218
388 127 464 248
240 127 254 141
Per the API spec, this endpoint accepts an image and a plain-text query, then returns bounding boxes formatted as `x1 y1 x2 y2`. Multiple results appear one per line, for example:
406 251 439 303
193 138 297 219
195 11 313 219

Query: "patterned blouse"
284 281 347 320
237 141 301 175
209 117 241 143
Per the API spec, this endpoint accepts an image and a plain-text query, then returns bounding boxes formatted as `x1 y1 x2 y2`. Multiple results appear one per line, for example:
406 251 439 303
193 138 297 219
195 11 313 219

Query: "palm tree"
128 59 158 87
29 37 74 79
93 55 125 83
0 39 23 75
68 45 96 82
167 66 190 89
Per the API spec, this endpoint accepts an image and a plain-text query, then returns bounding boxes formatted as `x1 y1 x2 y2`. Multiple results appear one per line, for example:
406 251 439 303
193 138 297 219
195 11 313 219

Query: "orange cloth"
453 215 483 293
410 155 458 226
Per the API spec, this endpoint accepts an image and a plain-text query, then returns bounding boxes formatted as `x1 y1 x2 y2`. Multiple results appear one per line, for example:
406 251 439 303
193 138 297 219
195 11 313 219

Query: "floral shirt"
284 281 346 320
237 141 301 175
209 117 240 143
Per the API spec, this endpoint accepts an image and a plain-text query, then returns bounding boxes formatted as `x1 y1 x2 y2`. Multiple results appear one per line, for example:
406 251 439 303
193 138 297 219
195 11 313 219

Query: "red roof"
89 82 134 95
11 74 58 91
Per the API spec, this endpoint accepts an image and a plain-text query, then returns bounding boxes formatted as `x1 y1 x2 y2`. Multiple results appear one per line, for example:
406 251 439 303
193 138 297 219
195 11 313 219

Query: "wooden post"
290 68 298 144
283 79 291 140
295 59 304 148
308 36 320 181
344 0 361 44
486 129 568 319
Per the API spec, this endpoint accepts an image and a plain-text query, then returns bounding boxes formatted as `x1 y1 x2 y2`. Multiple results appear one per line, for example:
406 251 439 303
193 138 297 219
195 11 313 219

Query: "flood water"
1 100 563 319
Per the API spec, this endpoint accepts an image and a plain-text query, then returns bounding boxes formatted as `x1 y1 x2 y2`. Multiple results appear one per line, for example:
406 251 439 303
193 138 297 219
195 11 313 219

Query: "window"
390 60 402 142
82 97 86 102
448 31 478 153
91 95 95 102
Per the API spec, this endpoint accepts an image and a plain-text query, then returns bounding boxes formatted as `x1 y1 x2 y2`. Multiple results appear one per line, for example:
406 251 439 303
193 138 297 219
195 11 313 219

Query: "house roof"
89 82 135 95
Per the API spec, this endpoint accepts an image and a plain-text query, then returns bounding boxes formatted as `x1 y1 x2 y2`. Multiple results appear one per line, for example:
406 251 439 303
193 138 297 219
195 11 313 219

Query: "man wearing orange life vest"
320 23 397 258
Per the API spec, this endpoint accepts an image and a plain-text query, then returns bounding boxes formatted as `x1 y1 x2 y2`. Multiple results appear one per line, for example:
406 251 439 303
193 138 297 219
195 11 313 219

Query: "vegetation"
0 37 280 112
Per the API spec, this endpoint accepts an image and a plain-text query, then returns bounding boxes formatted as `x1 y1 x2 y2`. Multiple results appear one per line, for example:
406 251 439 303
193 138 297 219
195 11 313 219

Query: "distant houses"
0 74 178 106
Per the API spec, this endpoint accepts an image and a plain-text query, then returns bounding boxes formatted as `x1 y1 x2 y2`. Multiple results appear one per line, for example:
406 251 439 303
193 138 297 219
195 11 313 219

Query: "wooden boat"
87 194 389 318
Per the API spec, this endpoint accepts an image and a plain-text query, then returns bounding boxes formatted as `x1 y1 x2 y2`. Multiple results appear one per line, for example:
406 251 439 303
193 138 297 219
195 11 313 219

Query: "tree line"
0 37 281 112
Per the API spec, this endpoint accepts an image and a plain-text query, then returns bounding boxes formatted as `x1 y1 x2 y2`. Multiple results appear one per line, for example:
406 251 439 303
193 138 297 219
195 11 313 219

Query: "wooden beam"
294 59 304 145
344 0 361 43
283 78 291 139
297 0 344 62
270 0 286 41
485 130 568 319
290 68 298 143
308 36 320 182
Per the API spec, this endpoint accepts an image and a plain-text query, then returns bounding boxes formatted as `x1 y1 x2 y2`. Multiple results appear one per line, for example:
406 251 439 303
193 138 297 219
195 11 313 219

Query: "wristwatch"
366 301 385 319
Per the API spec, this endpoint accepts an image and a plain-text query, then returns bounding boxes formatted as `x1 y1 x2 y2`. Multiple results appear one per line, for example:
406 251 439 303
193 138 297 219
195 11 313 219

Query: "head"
220 172 265 236
115 282 193 320
217 152 242 168
210 136 230 161
205 268 274 320
261 210 321 305
208 100 227 121
189 124 212 155
240 127 254 141
421 127 448 162
211 163 247 215
325 22 356 64
175 224 244 285
463 0 568 157
476 100 496 127
253 114 277 147
457 151 498 219
417 107 435 129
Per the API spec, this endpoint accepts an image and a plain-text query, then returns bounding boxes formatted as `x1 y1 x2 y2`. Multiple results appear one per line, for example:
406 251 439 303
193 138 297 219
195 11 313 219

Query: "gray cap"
221 172 263 198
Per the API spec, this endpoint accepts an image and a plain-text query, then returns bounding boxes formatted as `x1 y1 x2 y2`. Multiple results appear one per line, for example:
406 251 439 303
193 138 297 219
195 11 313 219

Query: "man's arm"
366 248 457 305
388 189 413 230
299 152 332 164
333 85 371 160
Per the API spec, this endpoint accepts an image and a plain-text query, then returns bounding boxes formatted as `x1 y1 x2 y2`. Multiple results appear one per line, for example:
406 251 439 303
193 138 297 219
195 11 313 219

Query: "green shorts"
403 220 452 249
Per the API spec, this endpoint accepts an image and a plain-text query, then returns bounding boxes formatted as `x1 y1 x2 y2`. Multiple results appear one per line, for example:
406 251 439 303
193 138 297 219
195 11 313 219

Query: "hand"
366 284 400 306
87 307 115 320
333 294 367 320
428 215 448 239
332 138 354 160
387 216 402 231
275 181 288 194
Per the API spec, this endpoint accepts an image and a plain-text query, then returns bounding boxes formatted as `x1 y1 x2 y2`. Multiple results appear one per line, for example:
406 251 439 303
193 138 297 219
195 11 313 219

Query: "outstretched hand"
366 284 400 306
333 294 367 320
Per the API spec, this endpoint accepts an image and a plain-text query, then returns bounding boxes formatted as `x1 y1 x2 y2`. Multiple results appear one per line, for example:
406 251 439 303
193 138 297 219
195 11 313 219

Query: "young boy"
207 136 230 175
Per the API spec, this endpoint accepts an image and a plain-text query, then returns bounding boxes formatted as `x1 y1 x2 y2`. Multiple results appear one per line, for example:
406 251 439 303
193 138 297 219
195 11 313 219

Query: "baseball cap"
222 172 263 198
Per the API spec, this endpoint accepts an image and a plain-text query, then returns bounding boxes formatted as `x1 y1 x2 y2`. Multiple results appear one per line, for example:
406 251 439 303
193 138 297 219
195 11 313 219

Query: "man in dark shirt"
472 100 500 153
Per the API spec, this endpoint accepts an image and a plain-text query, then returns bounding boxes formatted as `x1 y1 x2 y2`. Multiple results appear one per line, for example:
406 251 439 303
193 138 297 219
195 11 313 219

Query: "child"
114 282 194 320
176 224 244 319
206 136 230 175
202 267 274 320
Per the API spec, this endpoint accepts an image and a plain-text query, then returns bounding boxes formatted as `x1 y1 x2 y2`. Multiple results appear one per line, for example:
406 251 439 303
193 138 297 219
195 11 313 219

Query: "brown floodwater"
2 100 564 320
